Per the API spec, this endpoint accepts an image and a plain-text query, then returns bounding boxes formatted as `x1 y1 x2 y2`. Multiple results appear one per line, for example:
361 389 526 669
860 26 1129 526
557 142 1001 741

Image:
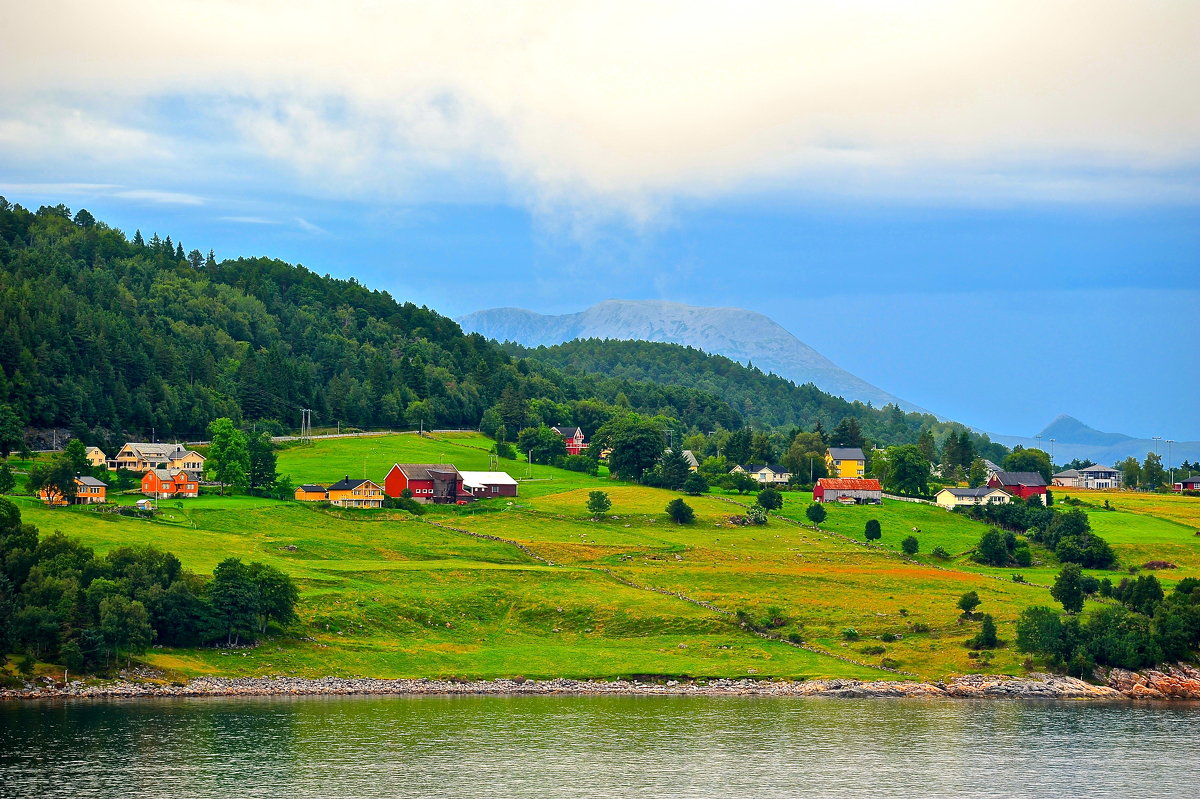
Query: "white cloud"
113 189 204 205
2 0 1198 215
218 216 280 224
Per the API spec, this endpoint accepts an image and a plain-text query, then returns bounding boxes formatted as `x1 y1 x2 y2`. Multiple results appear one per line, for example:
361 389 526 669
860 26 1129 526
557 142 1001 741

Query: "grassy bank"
9 433 1199 683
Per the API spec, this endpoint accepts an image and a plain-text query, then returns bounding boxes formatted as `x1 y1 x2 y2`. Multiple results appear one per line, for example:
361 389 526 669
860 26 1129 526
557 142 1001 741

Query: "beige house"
85 446 107 468
935 486 1012 509
110 443 206 478
730 463 792 485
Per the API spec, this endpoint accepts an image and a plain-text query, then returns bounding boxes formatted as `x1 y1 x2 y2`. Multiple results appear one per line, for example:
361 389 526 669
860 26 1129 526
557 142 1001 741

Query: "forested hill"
0 199 739 446
507 338 1007 458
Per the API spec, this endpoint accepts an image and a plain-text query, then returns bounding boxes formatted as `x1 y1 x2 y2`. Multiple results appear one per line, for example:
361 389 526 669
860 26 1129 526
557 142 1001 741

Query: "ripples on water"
2 695 1198 798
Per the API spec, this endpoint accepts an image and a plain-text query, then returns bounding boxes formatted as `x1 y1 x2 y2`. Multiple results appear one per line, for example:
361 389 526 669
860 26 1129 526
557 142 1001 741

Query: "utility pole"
1167 439 1174 486
1049 438 1056 466
527 449 533 480
1152 436 1162 457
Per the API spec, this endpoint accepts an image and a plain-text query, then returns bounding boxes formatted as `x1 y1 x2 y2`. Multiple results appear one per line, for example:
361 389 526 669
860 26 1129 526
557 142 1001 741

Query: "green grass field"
9 434 1200 682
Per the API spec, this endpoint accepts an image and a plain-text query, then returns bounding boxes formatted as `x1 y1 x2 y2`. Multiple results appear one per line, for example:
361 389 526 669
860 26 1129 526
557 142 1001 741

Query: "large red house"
551 426 587 456
987 471 1049 503
813 478 882 504
1174 476 1200 493
384 463 474 504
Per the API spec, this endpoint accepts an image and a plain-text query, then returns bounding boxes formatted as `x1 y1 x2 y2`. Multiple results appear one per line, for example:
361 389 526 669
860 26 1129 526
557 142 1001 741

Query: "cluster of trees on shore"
961 504 1116 569
0 499 298 673
1018 571 1200 674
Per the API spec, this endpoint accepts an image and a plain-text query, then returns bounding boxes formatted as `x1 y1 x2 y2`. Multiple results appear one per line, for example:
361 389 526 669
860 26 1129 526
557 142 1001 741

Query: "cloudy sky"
2 0 1198 439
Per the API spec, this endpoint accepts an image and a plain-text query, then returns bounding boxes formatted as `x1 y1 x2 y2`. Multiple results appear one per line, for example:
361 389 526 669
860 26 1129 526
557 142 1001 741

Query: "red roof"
816 478 882 490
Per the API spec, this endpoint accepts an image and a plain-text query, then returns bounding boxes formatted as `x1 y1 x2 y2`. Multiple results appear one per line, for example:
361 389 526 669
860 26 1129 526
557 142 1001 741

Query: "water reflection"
1 696 1197 798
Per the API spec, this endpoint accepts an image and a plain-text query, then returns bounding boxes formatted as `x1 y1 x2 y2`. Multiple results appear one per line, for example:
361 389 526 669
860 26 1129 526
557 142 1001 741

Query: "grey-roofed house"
730 463 792 485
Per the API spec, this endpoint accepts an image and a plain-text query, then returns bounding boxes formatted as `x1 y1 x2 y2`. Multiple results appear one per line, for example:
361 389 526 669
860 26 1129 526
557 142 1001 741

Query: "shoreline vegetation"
4 664 1200 702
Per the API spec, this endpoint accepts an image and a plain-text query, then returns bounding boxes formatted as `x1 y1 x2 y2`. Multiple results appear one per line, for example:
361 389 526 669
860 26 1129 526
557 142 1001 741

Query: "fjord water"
2 696 1197 798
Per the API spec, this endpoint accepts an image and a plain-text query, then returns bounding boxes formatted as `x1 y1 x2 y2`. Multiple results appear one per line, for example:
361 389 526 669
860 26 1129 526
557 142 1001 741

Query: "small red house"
142 468 198 498
813 478 882 504
1174 476 1200 493
384 463 474 504
459 471 519 498
987 471 1048 503
551 426 587 456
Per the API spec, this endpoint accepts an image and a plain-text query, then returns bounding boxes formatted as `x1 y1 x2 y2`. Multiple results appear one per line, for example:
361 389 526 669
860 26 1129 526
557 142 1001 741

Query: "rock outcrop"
1099 663 1200 700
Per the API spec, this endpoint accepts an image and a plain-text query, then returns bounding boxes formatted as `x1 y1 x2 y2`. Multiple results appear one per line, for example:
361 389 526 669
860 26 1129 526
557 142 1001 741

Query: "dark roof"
328 477 373 491
827 447 866 461
940 487 1006 498
298 484 327 492
551 426 582 438
1052 470 1080 478
740 464 790 474
392 463 461 481
1079 464 1119 473
992 471 1048 487
75 475 107 487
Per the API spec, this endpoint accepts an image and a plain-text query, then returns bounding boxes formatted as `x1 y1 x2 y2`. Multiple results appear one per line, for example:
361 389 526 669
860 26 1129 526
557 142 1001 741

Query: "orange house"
141 469 198 498
294 484 329 502
39 475 108 506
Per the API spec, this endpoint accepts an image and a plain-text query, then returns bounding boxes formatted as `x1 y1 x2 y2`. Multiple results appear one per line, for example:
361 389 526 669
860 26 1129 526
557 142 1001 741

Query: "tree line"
0 498 298 674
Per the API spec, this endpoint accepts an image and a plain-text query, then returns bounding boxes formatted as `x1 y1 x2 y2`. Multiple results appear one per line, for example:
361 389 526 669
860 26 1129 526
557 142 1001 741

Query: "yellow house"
935 486 1011 509
825 447 866 478
85 446 107 468
326 476 385 508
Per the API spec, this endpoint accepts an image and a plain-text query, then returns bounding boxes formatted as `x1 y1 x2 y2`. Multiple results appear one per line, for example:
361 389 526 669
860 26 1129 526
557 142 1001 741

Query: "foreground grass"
12 435 1200 683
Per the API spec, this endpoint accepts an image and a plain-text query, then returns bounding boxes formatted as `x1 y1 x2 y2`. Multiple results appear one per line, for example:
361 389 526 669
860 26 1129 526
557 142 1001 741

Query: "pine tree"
830 417 865 449
133 229 145 247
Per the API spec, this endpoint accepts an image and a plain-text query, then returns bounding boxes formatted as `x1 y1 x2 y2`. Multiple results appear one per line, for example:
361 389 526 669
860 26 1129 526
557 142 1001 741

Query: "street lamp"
1167 439 1174 485
1049 438 1056 466
1152 436 1162 457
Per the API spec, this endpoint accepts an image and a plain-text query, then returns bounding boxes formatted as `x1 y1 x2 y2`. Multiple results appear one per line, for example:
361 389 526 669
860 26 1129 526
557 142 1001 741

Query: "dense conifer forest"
0 199 738 446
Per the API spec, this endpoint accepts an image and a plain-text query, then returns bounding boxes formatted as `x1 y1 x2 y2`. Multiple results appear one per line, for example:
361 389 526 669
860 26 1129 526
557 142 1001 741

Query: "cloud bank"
3 0 1198 216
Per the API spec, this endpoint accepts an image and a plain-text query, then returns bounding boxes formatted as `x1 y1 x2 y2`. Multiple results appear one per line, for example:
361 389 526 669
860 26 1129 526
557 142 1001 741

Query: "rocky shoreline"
4 664 1199 702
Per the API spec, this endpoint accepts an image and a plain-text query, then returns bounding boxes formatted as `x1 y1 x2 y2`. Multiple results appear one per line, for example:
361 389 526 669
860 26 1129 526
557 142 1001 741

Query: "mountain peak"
1037 415 1133 446
458 299 929 413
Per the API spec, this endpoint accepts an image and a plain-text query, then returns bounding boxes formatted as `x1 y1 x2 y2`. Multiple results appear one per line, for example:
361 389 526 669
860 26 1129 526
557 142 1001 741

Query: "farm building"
551 426 588 455
460 470 519 498
813 478 882 504
326 477 385 509
935 486 1012 509
385 463 474 504
825 448 866 478
111 443 206 478
730 463 792 485
38 475 108 506
141 469 198 499
988 471 1048 503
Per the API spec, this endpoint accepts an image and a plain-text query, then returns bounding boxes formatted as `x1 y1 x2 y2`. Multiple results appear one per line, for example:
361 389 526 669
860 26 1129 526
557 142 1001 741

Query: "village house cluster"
293 464 520 508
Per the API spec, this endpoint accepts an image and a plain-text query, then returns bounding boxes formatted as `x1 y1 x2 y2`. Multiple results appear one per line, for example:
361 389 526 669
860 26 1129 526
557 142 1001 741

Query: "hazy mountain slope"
459 300 929 413
986 415 1200 466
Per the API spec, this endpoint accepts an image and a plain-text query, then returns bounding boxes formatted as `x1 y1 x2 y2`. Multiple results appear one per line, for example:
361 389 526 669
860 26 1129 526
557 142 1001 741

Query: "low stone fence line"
882 493 936 505
419 519 554 566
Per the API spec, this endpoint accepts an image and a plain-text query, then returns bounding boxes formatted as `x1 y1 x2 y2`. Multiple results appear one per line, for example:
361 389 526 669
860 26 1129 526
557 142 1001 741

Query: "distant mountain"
986 415 1200 466
459 300 929 414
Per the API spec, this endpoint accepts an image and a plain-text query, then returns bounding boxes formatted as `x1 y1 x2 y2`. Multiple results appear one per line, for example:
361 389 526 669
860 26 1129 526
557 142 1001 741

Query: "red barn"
551 426 587 456
384 463 474 504
1174 476 1200 493
141 469 198 498
987 471 1049 502
813 478 882 504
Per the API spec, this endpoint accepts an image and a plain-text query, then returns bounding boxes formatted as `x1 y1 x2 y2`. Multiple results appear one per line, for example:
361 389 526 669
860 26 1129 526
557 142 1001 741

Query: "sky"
1 0 1198 440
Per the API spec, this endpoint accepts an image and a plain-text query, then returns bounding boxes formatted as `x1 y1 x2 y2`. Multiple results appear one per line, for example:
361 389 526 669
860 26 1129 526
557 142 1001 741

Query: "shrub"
586 490 612 519
665 498 694 525
805 503 827 525
786 632 803 644
911 623 931 633
931 546 950 560
879 632 899 643
880 658 901 670
901 535 919 555
682 473 709 496
860 645 886 655
957 591 981 615
864 519 882 541
968 614 999 649
756 487 783 511
745 504 767 525
842 628 859 640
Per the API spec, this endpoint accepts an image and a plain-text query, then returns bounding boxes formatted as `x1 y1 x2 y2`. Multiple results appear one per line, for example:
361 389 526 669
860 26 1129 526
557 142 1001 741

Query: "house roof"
459 471 518 487
297 484 327 493
391 463 462 481
983 459 1003 472
85 446 104 454
1179 476 1200 485
124 443 183 459
168 447 205 461
1079 464 1118 474
1053 469 1080 478
817 478 882 491
681 450 699 468
938 486 1007 498
75 475 107 487
327 477 378 492
992 471 1048 487
551 426 582 438
827 447 866 461
741 464 790 474
148 468 184 481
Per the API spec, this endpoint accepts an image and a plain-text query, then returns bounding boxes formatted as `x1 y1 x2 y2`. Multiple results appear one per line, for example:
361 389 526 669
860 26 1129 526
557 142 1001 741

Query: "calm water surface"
1 695 1198 798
